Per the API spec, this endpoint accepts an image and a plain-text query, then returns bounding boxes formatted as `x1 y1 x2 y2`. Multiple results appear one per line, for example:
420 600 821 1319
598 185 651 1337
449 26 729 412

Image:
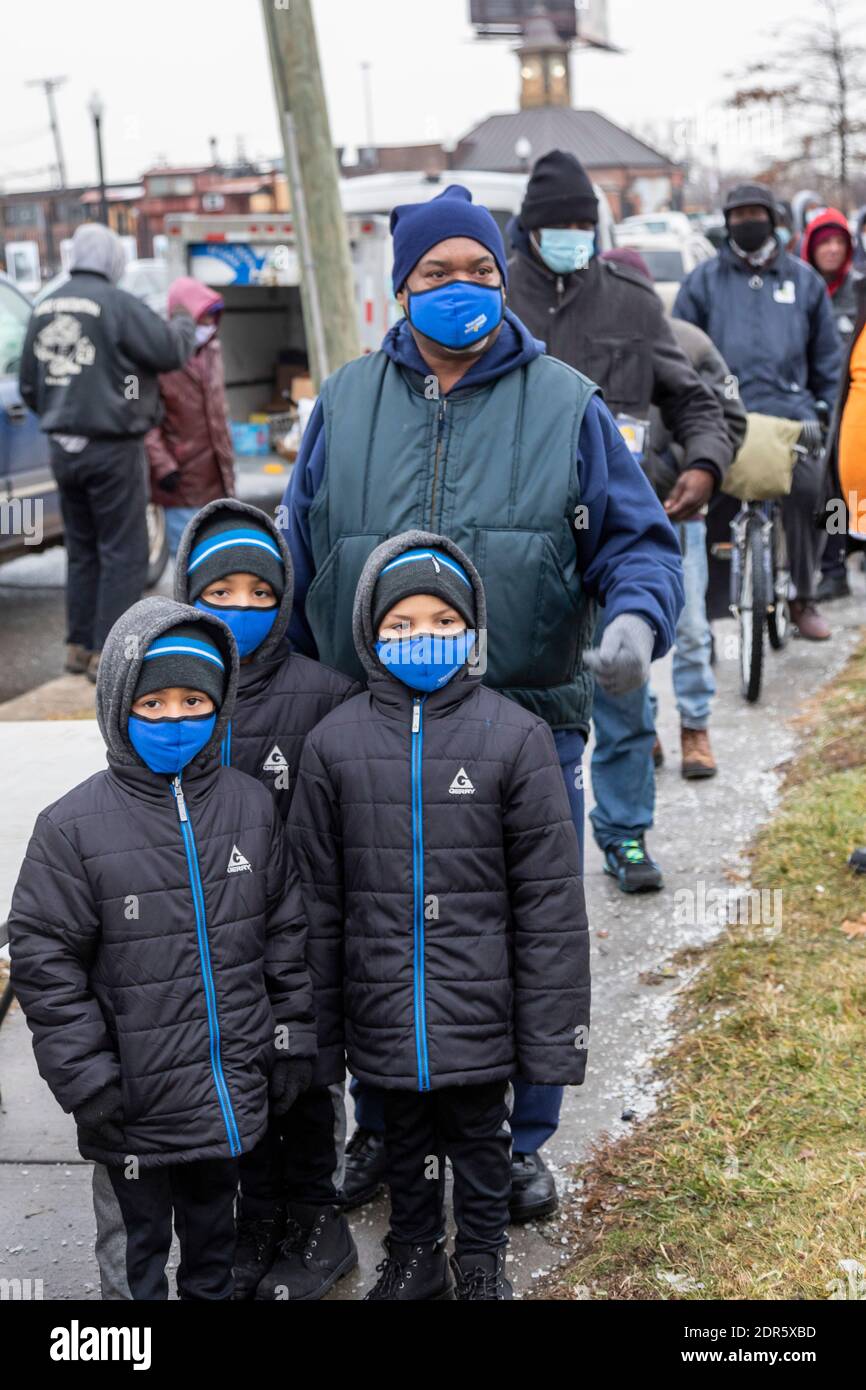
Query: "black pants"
383 1080 512 1257
781 447 825 600
237 1083 344 1220
92 1158 238 1300
50 437 149 651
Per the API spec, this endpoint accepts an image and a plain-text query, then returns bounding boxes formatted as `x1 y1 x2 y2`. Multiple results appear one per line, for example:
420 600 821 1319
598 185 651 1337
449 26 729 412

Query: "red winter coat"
146 278 235 508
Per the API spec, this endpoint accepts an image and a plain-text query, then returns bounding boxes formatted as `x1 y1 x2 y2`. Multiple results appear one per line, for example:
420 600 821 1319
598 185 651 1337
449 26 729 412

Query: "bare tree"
728 0 866 205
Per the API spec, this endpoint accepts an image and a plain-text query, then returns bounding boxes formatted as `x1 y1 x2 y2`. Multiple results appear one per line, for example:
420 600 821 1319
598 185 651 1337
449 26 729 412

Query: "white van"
339 169 617 260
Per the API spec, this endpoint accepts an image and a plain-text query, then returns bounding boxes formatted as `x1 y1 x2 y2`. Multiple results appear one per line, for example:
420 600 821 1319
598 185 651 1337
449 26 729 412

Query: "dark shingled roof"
452 108 677 173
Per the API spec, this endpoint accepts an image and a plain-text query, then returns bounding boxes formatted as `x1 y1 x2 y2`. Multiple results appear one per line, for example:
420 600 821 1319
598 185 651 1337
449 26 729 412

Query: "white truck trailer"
164 211 395 425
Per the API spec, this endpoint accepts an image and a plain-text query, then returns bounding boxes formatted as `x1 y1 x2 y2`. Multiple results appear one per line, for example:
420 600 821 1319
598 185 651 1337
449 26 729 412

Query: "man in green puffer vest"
277 182 684 1236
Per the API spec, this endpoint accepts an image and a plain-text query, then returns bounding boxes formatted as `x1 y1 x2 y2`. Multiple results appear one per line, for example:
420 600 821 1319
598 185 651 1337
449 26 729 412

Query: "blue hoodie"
279 310 683 663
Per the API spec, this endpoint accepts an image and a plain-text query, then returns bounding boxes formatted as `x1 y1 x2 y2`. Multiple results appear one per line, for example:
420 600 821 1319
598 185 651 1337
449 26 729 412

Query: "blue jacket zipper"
410 696 430 1090
170 774 241 1156
220 719 232 766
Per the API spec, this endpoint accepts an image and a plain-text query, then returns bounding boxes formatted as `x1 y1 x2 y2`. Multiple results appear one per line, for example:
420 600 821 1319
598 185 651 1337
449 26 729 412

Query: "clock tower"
516 4 572 109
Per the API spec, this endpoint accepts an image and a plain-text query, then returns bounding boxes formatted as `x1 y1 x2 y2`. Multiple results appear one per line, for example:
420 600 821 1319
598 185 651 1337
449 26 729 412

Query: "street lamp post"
515 136 532 173
88 92 108 225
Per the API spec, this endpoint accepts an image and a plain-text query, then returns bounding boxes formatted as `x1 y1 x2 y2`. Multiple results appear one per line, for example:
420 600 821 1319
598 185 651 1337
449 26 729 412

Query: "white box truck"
164 211 395 426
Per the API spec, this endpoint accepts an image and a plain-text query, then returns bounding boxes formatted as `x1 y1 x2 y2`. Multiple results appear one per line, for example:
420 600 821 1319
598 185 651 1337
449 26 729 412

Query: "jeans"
672 519 715 730
590 520 714 849
589 603 656 849
50 437 149 652
352 726 586 1155
165 505 199 556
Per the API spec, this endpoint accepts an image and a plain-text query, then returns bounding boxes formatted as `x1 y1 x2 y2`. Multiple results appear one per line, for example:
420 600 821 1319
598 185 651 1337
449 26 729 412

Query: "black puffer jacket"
174 499 362 819
8 596 315 1168
288 530 590 1093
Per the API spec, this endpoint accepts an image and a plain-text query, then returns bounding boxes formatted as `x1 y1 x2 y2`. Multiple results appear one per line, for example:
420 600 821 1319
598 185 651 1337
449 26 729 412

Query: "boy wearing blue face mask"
175 499 363 1301
289 532 590 1301
8 595 316 1300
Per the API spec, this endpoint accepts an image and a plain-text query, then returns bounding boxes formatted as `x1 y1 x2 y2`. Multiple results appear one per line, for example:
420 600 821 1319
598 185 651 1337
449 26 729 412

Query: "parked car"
613 230 716 310
615 211 693 240
0 271 169 582
34 257 171 318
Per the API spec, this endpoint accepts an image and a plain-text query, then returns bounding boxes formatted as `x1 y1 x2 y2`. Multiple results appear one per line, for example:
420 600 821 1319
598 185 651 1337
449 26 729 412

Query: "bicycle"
723 418 825 703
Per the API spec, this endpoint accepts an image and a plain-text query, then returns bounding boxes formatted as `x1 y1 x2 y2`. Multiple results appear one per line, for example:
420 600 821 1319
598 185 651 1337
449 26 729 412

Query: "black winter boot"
231 1211 285 1300
364 1236 455 1301
255 1202 358 1301
342 1127 388 1209
451 1249 513 1300
509 1150 558 1223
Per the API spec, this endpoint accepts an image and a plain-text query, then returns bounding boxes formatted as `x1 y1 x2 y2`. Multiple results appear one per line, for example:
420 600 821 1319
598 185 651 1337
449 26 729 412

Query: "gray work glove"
73 1080 125 1148
584 614 655 697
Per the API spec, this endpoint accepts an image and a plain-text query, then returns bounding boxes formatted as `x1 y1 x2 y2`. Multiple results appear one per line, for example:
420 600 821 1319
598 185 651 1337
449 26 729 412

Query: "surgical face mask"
406 281 504 352
537 228 595 274
195 597 277 657
374 630 475 693
729 218 773 253
128 712 216 774
195 324 217 347
776 226 792 248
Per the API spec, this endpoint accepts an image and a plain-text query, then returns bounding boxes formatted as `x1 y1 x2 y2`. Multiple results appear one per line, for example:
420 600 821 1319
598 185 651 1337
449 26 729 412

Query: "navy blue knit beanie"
390 184 508 294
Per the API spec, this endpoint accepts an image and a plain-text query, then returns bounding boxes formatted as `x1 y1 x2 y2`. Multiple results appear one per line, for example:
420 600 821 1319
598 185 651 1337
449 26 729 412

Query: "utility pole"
260 0 359 389
26 76 67 187
88 92 108 225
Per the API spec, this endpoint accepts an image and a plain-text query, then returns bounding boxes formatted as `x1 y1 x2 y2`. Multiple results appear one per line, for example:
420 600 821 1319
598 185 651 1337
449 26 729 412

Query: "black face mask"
729 218 773 254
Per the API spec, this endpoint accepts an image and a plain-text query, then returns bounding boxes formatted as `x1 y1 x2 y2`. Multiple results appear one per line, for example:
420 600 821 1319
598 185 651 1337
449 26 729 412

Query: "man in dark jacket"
278 181 683 1222
19 223 196 680
175 499 362 1300
675 183 842 641
506 152 733 890
289 531 590 1299
8 595 316 1300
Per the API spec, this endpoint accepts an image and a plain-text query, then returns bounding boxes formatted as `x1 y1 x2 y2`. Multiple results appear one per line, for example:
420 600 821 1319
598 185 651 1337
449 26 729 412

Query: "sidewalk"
1 587 864 1299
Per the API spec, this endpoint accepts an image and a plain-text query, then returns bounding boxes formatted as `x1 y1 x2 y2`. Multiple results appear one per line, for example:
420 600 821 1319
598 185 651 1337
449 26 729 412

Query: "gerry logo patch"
263 744 288 773
227 844 252 874
449 767 475 795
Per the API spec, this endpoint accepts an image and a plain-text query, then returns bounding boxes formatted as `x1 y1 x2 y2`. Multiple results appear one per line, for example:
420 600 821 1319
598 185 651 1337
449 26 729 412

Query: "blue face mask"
128 712 216 774
195 598 278 657
375 630 475 693
406 281 504 351
776 227 791 247
538 228 595 274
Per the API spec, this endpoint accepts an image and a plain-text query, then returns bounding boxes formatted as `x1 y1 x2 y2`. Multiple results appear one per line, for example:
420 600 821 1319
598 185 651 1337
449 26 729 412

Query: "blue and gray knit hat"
132 623 227 707
186 507 284 602
371 546 476 632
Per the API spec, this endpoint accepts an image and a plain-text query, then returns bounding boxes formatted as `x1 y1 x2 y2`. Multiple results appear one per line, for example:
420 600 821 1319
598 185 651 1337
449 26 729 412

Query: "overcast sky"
0 0 811 192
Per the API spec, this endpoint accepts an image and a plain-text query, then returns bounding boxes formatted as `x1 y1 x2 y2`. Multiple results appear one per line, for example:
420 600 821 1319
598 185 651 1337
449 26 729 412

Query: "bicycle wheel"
767 508 791 650
738 516 767 702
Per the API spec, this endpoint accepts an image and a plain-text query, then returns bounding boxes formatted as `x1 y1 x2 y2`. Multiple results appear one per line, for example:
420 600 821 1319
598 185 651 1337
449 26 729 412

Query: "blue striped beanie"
186 510 284 602
133 624 227 706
